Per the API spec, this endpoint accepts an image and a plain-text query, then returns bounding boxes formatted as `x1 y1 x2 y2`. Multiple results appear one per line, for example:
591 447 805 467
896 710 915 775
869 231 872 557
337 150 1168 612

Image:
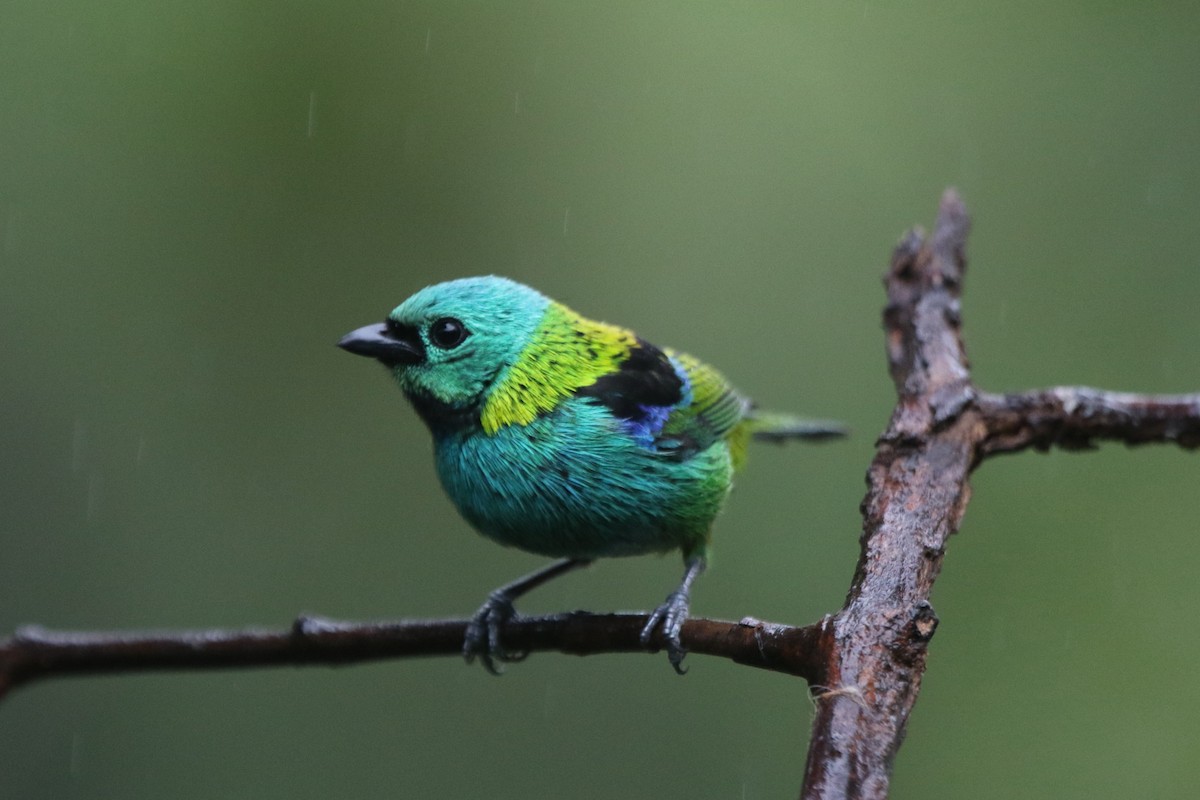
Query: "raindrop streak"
424 28 431 54
136 435 147 467
514 91 521 115
70 733 82 774
562 207 570 237
307 92 317 138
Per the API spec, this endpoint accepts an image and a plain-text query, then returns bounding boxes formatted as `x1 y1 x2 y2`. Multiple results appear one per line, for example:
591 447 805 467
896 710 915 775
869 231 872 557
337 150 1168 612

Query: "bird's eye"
429 317 469 349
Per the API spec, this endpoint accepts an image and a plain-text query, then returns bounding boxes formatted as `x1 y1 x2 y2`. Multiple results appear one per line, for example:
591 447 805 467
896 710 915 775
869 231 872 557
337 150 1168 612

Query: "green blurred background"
2 2 1198 798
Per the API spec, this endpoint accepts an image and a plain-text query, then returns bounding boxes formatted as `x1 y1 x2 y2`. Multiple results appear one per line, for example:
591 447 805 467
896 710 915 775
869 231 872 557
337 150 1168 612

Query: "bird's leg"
464 557 593 675
640 554 707 674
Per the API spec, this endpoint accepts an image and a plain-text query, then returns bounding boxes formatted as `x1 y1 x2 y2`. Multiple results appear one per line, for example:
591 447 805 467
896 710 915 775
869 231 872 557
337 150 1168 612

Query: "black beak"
338 323 425 366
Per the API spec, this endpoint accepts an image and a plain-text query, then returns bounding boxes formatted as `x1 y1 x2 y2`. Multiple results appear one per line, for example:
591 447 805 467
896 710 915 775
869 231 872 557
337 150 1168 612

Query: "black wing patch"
574 338 684 421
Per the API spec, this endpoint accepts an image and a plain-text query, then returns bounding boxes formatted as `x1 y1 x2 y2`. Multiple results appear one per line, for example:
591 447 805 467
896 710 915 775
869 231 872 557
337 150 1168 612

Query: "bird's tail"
744 410 848 443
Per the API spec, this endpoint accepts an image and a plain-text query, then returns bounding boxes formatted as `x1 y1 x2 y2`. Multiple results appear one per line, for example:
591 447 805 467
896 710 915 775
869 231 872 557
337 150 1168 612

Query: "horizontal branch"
0 612 830 700
978 387 1200 456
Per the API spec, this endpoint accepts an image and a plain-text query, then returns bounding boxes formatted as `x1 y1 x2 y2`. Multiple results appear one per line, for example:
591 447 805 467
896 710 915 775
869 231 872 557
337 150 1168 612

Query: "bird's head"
339 276 549 428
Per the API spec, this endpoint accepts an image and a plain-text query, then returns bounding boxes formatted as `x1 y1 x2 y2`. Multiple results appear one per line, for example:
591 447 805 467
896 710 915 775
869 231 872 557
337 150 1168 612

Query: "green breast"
434 397 732 560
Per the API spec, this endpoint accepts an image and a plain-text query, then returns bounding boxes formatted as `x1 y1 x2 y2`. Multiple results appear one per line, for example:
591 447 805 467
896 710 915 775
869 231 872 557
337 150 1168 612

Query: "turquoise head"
338 276 550 430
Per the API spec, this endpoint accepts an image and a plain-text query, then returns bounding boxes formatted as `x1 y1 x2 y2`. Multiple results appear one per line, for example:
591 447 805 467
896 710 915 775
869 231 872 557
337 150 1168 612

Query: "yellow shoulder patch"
480 302 636 434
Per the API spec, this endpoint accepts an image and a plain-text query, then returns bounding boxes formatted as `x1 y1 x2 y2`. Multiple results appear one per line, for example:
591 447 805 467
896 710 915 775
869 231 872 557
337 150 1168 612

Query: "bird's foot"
640 589 691 675
463 590 528 675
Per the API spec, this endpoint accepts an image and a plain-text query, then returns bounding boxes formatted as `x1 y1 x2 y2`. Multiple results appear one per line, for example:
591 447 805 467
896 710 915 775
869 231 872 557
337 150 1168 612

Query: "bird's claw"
640 589 691 675
463 590 527 675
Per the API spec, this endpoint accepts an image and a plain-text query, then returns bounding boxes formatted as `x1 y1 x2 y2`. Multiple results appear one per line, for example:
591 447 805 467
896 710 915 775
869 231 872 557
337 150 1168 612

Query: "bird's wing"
660 350 752 454
568 331 752 461
573 338 686 443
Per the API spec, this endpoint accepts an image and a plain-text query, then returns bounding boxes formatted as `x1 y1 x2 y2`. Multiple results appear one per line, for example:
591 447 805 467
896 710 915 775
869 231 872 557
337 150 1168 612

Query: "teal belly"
433 400 731 559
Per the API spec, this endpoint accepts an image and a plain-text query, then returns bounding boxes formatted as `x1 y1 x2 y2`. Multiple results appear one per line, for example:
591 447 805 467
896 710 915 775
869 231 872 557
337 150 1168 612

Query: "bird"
338 276 845 674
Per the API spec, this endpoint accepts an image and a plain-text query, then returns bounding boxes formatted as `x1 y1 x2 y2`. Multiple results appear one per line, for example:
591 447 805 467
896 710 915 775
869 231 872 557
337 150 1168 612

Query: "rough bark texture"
1 190 1197 799
801 193 978 798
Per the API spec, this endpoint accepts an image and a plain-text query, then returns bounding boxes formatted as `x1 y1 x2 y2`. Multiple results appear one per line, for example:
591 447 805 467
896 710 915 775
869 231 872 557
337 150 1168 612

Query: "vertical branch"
802 191 980 799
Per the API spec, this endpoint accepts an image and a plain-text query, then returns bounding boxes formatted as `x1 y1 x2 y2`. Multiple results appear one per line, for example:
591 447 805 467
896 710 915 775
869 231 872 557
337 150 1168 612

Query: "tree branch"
801 191 977 800
0 612 830 701
979 388 1200 456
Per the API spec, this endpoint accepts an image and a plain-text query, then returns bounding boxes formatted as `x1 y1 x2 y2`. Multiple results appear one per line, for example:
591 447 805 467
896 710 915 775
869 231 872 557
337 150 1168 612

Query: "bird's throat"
405 389 481 434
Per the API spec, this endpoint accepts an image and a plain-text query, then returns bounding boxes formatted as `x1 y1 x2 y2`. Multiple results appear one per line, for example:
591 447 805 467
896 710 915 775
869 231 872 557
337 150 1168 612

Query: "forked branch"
800 190 1198 800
